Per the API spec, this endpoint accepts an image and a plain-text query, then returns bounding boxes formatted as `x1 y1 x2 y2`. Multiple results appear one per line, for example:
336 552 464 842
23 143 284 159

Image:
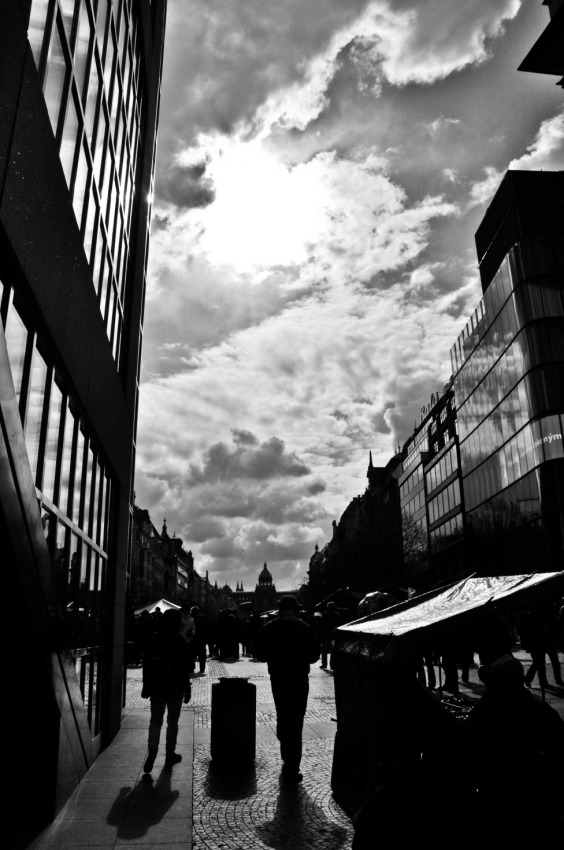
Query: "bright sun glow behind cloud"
194 140 329 272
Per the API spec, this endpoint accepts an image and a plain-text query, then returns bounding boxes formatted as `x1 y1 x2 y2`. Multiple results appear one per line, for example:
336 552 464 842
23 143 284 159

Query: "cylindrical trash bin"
210 677 256 762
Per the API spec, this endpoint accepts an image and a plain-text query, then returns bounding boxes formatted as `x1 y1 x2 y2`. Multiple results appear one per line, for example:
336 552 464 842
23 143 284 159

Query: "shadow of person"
204 757 257 800
255 779 348 850
106 770 180 840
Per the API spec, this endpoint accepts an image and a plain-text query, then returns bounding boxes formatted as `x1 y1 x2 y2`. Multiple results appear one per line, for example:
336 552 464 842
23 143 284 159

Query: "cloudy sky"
134 0 564 592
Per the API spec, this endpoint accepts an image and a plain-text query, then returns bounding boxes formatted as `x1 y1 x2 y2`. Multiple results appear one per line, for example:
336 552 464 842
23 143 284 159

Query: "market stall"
330 571 564 818
134 598 181 616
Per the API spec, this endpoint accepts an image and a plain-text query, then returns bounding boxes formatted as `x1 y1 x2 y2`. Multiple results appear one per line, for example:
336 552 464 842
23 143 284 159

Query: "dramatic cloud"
469 108 564 207
136 0 562 590
188 434 311 483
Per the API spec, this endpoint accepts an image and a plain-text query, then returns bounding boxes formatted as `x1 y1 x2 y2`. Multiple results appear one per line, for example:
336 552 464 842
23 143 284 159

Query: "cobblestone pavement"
192 739 352 850
126 656 339 726
126 654 353 849
123 648 563 850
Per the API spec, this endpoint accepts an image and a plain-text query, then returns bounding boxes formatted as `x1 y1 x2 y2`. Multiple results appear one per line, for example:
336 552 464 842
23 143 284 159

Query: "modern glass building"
451 170 564 573
398 384 465 586
0 1 167 844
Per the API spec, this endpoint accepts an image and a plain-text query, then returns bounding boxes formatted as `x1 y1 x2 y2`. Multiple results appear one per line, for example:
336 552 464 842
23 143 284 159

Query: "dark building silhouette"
0 1 167 844
254 562 278 611
307 451 405 601
519 0 564 88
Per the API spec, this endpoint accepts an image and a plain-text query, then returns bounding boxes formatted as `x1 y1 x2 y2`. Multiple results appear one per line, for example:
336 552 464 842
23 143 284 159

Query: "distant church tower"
366 451 380 493
255 562 277 613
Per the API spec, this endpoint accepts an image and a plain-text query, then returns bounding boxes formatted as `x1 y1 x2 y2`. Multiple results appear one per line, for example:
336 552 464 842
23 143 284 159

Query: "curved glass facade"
451 237 564 563
28 0 145 365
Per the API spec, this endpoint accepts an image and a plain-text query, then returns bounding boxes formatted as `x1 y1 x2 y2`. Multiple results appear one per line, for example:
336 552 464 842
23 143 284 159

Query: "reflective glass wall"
451 238 564 552
1 275 111 736
399 453 428 570
27 0 145 366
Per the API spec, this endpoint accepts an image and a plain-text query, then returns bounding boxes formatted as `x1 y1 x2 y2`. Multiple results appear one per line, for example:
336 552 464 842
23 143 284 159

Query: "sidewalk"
29 650 563 849
30 657 351 850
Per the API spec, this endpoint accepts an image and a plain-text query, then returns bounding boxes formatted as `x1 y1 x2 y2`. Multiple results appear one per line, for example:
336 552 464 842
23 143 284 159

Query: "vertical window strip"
43 15 68 138
59 0 77 41
58 399 76 513
4 302 29 404
24 345 49 485
74 0 92 100
28 0 53 71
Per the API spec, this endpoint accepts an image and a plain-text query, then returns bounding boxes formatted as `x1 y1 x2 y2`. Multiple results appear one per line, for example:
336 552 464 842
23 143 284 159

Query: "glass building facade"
450 171 564 572
1 281 111 737
399 435 428 575
398 386 465 585
27 0 146 363
0 1 167 843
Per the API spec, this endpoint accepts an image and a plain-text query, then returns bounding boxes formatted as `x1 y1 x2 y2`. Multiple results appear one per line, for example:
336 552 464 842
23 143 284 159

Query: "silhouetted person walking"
190 606 209 674
320 601 340 669
141 608 192 772
255 595 320 783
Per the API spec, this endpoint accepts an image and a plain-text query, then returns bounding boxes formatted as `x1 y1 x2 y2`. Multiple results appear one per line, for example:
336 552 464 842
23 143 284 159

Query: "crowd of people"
134 592 564 845
413 597 564 694
129 600 349 673
134 596 349 781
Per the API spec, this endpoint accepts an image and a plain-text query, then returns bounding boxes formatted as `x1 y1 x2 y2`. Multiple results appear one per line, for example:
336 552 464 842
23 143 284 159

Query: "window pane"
95 460 105 545
100 471 109 550
106 175 117 250
43 380 63 501
74 0 91 98
99 245 110 317
105 280 115 335
60 0 76 40
72 138 89 227
96 0 108 57
44 20 68 137
541 415 564 461
28 0 51 69
58 400 76 513
67 533 80 645
24 346 48 484
4 305 28 403
84 58 101 147
73 427 87 525
60 90 80 188
104 26 115 95
91 215 103 281
83 193 97 264
83 444 95 536
94 105 108 188
52 519 68 606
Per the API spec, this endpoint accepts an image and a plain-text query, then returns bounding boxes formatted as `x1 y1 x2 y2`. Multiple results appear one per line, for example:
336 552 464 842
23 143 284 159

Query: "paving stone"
123 652 352 848
192 739 353 850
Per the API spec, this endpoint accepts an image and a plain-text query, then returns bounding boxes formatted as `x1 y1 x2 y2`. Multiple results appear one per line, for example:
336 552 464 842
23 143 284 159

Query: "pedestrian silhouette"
255 595 320 783
141 608 192 772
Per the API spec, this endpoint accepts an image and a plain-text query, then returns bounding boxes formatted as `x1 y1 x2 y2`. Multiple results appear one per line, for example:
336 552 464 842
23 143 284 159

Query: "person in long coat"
141 608 192 772
255 595 320 783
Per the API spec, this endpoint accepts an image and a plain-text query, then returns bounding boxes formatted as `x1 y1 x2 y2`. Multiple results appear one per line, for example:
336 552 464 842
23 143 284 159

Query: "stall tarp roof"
338 572 564 640
134 598 181 616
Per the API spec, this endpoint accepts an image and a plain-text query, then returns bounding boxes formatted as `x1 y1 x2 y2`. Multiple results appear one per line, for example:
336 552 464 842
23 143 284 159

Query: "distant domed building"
255 562 277 612
232 563 282 613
